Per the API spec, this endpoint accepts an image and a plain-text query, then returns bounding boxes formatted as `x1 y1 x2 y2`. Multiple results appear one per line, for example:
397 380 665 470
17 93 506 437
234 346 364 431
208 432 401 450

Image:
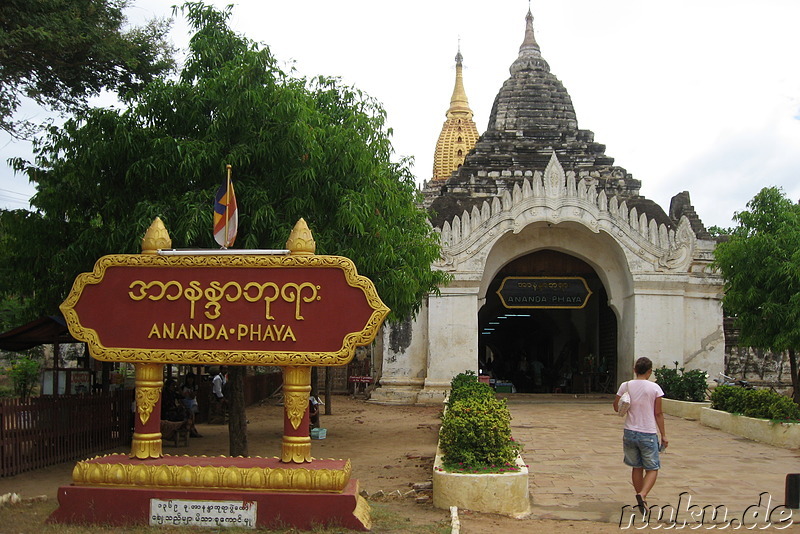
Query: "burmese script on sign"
150 499 256 529
497 276 592 309
130 279 319 343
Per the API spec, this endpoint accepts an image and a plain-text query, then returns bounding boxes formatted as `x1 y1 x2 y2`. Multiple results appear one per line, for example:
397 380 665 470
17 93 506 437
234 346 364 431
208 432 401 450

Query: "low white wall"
700 407 800 449
432 450 530 518
661 398 711 420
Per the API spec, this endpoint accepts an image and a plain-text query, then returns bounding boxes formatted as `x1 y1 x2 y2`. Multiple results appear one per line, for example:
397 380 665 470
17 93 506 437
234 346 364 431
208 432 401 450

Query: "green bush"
710 384 740 412
439 371 521 473
742 389 777 419
710 385 800 422
447 370 493 407
449 370 478 392
767 396 800 421
439 396 520 472
3 355 40 398
654 362 708 402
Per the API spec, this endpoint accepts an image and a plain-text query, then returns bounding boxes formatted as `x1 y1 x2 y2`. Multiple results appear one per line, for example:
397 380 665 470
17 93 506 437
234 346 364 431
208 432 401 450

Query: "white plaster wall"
422 288 479 395
629 278 724 380
617 293 636 383
632 289 686 370
370 303 429 404
682 291 724 377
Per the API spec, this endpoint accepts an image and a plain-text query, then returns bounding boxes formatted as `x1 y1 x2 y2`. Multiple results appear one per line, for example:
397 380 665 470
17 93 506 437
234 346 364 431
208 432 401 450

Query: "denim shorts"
623 429 660 470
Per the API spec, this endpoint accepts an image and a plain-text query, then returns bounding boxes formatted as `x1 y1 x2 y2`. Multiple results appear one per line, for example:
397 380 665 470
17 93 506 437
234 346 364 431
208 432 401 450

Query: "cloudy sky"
2 0 799 229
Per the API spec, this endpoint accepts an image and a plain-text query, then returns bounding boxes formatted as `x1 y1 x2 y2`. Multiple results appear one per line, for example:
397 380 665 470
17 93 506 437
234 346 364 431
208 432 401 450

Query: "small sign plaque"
496 276 592 309
149 499 257 529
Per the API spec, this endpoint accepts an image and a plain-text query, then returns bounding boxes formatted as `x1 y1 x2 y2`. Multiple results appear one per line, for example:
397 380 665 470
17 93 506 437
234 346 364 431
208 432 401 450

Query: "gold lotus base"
130 433 163 459
72 454 351 493
282 435 312 463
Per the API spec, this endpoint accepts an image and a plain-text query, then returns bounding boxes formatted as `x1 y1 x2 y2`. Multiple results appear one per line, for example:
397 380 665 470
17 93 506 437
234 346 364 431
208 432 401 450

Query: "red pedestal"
48 480 369 530
47 455 370 531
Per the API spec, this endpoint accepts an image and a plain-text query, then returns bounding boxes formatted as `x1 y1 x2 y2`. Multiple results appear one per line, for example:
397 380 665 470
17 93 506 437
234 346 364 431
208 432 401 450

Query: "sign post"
50 218 389 530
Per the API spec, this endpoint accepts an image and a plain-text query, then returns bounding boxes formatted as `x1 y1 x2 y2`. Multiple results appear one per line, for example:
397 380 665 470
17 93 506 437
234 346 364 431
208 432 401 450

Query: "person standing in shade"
209 367 227 424
613 357 668 514
180 372 202 437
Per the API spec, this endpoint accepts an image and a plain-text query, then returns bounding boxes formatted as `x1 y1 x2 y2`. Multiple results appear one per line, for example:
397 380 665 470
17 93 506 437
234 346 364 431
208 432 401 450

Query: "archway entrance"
478 250 616 394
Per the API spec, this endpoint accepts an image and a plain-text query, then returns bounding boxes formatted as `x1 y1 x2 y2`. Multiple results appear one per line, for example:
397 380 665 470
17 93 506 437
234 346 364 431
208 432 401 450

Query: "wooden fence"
0 372 283 477
0 389 134 477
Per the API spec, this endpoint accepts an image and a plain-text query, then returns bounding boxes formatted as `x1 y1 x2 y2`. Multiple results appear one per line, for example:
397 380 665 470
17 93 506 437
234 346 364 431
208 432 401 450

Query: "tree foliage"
0 0 175 137
712 186 800 402
0 2 449 326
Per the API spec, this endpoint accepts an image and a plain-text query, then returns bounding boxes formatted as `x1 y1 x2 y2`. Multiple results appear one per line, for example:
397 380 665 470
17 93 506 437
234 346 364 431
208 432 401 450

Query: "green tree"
0 0 175 137
5 354 41 397
0 2 450 453
712 187 800 403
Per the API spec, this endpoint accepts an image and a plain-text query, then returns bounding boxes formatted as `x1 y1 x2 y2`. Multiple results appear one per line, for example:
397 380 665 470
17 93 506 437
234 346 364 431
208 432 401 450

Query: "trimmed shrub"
767 395 800 422
446 370 493 407
711 385 800 422
710 384 740 412
449 370 478 392
439 371 521 473
654 362 708 402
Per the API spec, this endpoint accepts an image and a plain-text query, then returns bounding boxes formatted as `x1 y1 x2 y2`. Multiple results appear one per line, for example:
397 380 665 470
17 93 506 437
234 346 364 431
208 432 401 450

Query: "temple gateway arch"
370 9 724 404
372 154 723 404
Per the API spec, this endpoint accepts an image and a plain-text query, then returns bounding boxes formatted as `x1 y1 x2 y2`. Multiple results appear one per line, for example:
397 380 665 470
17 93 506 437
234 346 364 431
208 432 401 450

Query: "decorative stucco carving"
434 152 702 274
657 216 695 271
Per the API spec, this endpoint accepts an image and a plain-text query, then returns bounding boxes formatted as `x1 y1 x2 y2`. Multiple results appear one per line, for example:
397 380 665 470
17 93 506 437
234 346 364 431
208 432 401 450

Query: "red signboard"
60 254 389 366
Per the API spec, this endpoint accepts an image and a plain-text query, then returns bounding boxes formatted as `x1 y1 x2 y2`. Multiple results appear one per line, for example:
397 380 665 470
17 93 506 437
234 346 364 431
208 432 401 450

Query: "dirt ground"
0 395 624 533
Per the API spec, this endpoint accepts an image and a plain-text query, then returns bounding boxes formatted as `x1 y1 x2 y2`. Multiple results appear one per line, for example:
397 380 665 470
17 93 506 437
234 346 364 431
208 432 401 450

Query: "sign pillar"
131 362 164 459
280 217 316 463
130 217 172 459
281 366 312 462
59 217 388 463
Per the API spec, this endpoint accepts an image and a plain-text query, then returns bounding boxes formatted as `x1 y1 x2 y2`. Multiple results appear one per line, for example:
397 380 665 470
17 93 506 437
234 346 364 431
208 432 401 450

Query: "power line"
0 187 31 198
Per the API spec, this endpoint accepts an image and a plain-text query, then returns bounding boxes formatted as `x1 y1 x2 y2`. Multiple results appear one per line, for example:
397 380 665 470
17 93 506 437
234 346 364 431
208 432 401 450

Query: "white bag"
618 382 631 417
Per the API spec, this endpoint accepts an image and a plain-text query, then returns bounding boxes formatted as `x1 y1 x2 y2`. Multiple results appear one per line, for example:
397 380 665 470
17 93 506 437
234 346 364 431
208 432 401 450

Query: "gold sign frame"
60 253 389 367
496 275 592 310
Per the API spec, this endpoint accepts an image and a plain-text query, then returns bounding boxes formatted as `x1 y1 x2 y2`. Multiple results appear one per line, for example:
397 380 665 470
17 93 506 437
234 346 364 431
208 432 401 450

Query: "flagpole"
224 164 232 249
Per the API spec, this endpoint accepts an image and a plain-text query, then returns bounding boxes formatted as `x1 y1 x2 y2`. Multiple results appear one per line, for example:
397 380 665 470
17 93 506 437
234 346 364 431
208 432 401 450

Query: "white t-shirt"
617 379 664 434
212 374 224 399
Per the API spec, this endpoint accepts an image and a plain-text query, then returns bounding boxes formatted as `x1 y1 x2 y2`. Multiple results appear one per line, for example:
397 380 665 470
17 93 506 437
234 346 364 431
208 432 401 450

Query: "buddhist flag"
213 165 238 248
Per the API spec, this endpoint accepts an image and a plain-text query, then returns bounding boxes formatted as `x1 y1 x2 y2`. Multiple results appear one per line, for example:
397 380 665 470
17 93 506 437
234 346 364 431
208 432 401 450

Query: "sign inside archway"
497 276 592 309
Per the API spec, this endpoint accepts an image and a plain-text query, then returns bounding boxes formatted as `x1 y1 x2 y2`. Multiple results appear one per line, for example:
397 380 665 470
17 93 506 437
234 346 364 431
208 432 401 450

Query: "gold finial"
141 217 172 254
286 218 316 255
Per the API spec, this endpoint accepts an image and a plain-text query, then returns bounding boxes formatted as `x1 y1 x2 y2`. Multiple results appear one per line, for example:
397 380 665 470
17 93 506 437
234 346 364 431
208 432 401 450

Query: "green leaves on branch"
654 363 708 402
0 2 449 323
4 355 40 398
712 186 800 403
0 0 175 137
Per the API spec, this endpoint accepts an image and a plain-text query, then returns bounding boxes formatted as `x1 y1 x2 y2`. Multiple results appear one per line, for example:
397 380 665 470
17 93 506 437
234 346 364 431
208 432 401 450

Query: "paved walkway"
506 395 800 525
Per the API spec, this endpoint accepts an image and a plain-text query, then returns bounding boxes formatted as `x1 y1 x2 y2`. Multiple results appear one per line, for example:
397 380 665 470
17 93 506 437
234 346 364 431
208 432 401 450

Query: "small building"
372 9 724 404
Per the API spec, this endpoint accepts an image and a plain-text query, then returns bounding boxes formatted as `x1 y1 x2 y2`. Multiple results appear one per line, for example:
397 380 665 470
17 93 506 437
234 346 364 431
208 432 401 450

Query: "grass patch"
437 460 521 474
0 499 450 533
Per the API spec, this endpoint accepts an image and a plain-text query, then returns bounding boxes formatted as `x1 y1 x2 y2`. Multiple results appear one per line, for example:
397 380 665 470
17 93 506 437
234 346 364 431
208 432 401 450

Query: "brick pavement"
506 395 800 524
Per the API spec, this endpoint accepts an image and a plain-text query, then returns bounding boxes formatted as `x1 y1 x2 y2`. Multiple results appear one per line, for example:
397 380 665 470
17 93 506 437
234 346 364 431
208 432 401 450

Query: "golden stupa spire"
432 43 480 181
446 40 472 120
